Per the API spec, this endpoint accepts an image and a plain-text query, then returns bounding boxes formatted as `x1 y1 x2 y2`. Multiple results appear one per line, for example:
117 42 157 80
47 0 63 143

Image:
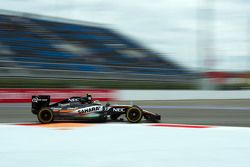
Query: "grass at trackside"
0 78 196 89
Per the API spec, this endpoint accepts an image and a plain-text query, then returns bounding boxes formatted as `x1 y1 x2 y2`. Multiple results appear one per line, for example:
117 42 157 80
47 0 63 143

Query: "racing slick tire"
126 107 143 123
37 108 54 124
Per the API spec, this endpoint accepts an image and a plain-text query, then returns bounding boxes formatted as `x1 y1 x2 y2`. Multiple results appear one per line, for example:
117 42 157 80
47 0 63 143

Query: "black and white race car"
31 94 161 124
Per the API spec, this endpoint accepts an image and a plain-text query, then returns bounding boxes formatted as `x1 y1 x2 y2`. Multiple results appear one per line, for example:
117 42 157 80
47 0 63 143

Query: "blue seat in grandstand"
16 60 110 72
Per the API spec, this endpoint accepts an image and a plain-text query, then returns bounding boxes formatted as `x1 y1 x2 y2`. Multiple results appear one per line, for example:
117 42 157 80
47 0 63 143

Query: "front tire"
126 107 143 123
37 108 54 124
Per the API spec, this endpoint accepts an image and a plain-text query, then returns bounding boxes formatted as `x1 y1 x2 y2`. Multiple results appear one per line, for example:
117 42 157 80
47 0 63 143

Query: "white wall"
119 90 250 101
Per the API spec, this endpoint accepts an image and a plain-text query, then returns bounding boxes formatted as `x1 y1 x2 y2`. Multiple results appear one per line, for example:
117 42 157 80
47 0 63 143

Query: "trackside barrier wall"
0 89 117 103
1 89 250 103
119 90 250 101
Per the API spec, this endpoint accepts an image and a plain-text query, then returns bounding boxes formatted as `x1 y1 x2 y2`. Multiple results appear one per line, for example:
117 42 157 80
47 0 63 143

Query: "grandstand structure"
0 10 192 82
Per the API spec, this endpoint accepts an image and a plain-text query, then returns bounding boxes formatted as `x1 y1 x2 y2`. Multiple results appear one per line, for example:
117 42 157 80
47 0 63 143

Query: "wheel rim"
128 109 141 122
40 110 52 122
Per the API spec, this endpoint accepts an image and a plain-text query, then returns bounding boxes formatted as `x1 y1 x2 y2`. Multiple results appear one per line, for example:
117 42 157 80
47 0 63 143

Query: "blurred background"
0 0 249 90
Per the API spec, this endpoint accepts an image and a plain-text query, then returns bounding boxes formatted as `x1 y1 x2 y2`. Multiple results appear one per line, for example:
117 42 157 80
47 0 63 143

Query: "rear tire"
37 108 54 124
126 107 143 123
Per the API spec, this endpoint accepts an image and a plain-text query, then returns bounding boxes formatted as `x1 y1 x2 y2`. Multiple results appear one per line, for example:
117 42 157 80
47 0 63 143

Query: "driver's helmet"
86 93 92 103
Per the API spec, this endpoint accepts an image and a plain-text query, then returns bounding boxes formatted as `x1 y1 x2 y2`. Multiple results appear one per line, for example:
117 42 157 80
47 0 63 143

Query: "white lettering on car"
69 98 79 102
76 106 101 114
32 97 48 103
113 108 125 112
32 97 39 103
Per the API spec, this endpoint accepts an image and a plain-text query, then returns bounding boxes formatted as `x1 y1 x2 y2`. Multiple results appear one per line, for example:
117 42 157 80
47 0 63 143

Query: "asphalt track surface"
0 99 250 127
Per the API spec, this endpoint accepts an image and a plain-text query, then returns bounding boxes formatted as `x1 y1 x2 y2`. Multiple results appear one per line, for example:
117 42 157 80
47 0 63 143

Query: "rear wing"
31 95 50 114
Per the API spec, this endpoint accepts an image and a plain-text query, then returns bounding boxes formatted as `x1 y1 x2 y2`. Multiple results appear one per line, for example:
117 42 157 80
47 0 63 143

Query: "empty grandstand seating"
0 11 191 80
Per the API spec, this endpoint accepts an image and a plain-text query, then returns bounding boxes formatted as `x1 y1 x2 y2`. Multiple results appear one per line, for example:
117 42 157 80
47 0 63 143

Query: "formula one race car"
31 94 161 124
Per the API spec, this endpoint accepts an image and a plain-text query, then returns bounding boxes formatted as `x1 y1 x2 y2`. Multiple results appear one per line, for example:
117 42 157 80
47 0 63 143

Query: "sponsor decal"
69 98 79 102
32 97 48 103
112 108 125 112
76 106 102 114
32 97 39 103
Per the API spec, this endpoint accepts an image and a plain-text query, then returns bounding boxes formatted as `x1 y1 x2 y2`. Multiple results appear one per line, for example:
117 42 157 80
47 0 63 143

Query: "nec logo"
69 98 79 102
113 108 125 112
